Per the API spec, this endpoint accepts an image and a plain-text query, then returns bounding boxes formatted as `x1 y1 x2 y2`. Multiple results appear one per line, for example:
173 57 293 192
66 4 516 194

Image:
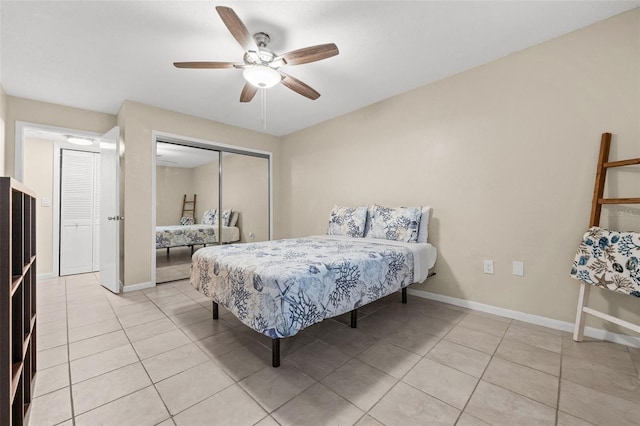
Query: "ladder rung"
603 158 640 168
598 197 640 204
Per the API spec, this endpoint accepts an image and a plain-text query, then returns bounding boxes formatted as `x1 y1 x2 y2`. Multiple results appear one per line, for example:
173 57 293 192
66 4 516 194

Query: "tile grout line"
104 288 176 423
451 313 512 425
361 298 467 424
63 284 164 422
555 336 564 426
63 277 77 426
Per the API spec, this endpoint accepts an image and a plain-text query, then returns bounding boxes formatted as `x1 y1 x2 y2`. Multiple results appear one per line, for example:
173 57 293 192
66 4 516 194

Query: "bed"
156 224 240 254
191 229 437 366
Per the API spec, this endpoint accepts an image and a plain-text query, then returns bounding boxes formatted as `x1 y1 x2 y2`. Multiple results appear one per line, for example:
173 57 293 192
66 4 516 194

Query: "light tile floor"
28 273 640 426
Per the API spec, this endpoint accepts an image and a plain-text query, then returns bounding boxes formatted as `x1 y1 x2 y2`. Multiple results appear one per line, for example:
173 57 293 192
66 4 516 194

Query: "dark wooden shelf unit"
1 177 37 425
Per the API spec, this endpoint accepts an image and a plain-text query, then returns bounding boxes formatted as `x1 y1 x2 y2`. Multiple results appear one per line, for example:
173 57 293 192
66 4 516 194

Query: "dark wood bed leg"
402 287 408 304
190 245 194 255
350 309 357 328
166 247 169 257
272 338 281 367
212 301 218 319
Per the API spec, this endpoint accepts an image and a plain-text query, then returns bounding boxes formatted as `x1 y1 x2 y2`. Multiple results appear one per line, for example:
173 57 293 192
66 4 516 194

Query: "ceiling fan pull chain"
261 88 267 130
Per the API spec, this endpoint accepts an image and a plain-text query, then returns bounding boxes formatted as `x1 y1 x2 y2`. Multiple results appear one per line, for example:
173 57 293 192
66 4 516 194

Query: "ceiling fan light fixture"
243 65 281 88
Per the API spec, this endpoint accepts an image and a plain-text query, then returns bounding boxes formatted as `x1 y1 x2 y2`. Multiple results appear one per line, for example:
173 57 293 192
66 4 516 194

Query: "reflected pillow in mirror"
222 209 232 227
179 216 194 226
201 209 217 225
228 211 239 227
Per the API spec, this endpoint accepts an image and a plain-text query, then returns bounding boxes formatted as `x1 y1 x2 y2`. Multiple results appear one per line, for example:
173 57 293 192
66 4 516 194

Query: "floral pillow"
201 210 217 225
365 205 422 243
327 205 368 237
222 209 232 227
179 216 194 226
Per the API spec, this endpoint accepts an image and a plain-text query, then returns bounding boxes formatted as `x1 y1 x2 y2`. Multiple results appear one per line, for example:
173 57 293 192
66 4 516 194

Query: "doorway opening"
21 126 103 279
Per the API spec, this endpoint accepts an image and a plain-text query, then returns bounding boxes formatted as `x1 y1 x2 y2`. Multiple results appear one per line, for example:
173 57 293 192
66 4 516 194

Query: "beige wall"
280 9 640 335
120 101 280 287
156 166 194 226
23 138 54 275
192 159 219 222
4 96 116 178
0 85 6 176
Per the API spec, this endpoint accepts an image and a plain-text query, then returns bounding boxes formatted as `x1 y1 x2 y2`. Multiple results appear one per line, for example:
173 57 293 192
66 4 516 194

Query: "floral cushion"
365 205 422 243
179 216 194 226
201 210 217 225
570 227 640 297
327 205 368 237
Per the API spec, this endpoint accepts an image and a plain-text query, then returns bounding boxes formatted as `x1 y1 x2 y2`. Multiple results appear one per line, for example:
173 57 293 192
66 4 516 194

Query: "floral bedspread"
191 236 415 338
570 227 640 297
156 225 217 249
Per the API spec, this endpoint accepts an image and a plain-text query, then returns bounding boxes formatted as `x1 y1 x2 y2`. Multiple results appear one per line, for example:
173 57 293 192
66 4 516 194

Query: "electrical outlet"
483 260 494 274
41 197 50 207
249 232 255 241
513 261 524 277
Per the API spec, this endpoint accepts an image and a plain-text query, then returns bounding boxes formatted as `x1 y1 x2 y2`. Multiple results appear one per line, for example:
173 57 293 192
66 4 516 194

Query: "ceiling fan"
174 6 339 103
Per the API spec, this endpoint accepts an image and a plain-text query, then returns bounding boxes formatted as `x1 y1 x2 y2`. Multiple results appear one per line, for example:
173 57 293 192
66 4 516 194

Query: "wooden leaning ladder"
573 132 640 340
181 194 197 219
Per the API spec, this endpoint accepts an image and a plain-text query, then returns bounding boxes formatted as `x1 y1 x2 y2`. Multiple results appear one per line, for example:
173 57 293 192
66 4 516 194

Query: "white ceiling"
2 1 638 136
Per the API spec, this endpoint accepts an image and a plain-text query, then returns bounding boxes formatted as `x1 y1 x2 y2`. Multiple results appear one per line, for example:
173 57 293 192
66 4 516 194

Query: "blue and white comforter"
570 227 640 297
191 236 416 338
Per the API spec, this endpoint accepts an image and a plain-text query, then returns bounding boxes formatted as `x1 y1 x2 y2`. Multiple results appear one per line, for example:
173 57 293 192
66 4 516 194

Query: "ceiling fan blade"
240 83 258 103
173 62 237 69
215 6 257 52
280 72 320 100
278 43 339 66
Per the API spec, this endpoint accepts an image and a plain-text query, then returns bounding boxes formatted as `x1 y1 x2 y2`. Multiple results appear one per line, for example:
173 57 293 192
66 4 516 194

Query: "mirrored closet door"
221 152 270 244
155 140 270 284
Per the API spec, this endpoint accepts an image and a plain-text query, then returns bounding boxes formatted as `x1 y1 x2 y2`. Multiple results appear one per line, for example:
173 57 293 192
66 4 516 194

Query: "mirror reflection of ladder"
182 194 197 220
573 132 640 340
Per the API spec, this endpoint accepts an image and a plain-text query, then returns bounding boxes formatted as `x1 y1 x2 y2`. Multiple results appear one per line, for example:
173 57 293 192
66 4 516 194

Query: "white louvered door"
92 154 101 271
60 149 99 275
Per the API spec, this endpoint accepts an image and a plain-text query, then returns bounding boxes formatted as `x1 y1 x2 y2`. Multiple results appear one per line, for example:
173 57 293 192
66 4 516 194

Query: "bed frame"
211 272 436 367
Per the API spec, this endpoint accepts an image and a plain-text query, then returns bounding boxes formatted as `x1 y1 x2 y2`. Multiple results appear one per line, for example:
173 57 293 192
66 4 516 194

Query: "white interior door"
99 127 121 293
60 150 96 276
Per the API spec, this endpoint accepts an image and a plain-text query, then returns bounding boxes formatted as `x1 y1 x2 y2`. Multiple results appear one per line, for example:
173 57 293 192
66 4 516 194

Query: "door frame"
151 130 273 286
15 121 101 279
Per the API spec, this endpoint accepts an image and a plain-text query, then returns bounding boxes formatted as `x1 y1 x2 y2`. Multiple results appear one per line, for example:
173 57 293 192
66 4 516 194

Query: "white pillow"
228 211 239 227
417 206 432 243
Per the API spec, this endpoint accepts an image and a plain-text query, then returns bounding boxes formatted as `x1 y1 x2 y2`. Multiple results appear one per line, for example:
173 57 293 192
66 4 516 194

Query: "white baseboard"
37 273 57 280
408 288 640 348
123 281 154 292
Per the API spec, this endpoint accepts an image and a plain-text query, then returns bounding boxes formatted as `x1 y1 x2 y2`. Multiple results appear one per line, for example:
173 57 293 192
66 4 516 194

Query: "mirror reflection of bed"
155 141 270 284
